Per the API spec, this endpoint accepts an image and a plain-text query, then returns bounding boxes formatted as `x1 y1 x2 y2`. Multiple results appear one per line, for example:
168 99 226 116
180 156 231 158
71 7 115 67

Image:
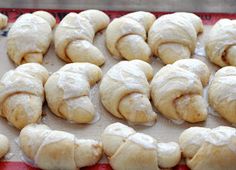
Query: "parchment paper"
0 25 230 163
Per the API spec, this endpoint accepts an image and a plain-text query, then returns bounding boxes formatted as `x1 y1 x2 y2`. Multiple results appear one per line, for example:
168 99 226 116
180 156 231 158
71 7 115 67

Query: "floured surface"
0 24 231 163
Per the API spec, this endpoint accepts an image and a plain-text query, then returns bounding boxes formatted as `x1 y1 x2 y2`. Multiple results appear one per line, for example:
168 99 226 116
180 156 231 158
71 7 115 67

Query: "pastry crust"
106 11 155 62
205 19 236 67
0 63 49 129
179 126 236 170
7 11 55 65
45 63 102 123
208 66 236 123
0 13 8 29
148 12 203 64
151 59 210 123
0 134 9 159
19 124 102 170
102 123 181 170
54 10 110 66
99 60 157 125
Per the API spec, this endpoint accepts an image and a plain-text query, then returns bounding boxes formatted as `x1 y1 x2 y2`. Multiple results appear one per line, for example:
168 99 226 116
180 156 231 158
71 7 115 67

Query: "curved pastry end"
119 93 157 125
33 11 56 28
175 94 207 123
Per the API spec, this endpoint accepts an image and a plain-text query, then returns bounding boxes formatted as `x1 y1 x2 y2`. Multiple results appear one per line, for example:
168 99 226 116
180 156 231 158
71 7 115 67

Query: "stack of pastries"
0 9 235 170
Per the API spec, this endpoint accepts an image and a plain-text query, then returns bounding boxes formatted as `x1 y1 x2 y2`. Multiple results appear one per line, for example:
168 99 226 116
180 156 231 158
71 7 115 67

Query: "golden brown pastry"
106 11 156 62
205 19 236 67
102 123 181 170
54 10 110 66
7 11 55 65
148 12 203 64
151 59 210 123
99 60 157 125
45 63 102 123
179 126 236 170
0 63 49 129
19 124 102 170
208 66 236 123
0 134 9 159
0 13 8 29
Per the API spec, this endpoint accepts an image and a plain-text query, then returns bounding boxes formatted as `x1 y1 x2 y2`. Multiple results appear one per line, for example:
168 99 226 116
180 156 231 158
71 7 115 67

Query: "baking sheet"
0 10 232 168
1 0 236 13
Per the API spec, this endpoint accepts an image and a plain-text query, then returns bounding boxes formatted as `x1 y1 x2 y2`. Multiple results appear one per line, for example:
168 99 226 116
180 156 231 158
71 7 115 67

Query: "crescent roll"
20 124 102 170
0 63 49 129
45 63 102 123
54 10 110 66
7 11 55 65
106 11 156 62
206 19 236 67
208 66 236 123
179 126 236 170
102 123 181 170
151 59 210 123
99 60 157 125
148 12 203 64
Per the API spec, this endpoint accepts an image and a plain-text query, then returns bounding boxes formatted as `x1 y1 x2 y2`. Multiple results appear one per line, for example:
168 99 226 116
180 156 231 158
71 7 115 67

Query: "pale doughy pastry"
54 10 110 66
151 59 210 123
45 63 102 123
148 12 203 64
0 13 8 29
7 11 55 65
0 63 49 129
179 126 236 170
102 123 181 170
32 11 56 28
208 66 236 123
106 11 156 62
99 60 157 125
206 19 236 67
19 124 102 170
0 134 9 159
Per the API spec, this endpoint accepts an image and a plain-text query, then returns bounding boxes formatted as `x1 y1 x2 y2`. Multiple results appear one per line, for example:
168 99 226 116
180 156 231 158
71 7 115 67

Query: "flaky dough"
206 19 236 67
148 12 203 64
0 134 9 159
179 126 236 170
0 63 49 129
7 11 55 65
106 11 155 62
151 59 210 123
20 124 102 170
54 10 110 66
0 13 8 29
208 66 236 123
99 60 157 125
45 63 102 123
102 123 181 170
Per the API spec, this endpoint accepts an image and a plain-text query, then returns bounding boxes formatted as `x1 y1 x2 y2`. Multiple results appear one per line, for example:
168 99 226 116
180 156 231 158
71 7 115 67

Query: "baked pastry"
99 60 157 125
205 19 236 67
106 11 156 62
45 63 102 123
19 124 102 170
0 63 49 129
54 10 110 66
208 66 236 123
0 134 9 159
7 11 55 65
148 12 203 64
102 123 181 170
179 126 236 170
151 59 210 123
0 13 8 29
